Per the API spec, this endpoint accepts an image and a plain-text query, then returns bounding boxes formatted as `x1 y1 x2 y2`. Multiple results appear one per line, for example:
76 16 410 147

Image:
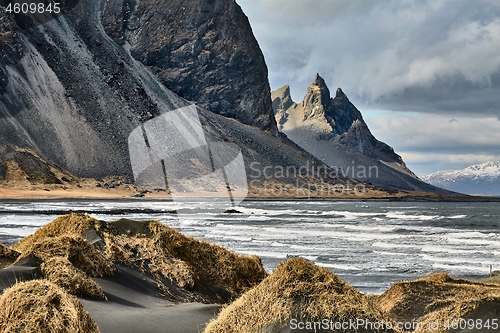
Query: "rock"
271 85 294 113
102 0 277 133
0 0 352 192
272 74 454 193
0 141 73 185
224 209 243 214
302 74 331 119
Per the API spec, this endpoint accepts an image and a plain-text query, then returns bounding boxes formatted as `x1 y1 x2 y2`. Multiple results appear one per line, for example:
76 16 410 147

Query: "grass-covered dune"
0 280 99 333
0 213 268 332
205 267 500 333
8 213 268 303
377 273 500 333
204 257 391 333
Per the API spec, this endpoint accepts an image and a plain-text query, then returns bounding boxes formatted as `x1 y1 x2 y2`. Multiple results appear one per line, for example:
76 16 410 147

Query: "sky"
236 0 500 176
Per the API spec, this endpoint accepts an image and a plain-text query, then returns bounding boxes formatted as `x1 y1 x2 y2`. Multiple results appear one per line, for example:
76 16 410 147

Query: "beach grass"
204 257 389 333
41 257 107 299
0 243 19 269
377 272 500 333
9 213 268 304
0 280 100 333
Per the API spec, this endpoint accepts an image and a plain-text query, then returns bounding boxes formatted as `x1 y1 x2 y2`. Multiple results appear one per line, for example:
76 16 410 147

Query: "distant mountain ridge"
272 74 453 194
422 162 500 196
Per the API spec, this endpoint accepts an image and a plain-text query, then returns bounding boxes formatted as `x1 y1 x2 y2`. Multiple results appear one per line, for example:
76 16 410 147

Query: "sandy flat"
80 266 220 333
0 183 431 200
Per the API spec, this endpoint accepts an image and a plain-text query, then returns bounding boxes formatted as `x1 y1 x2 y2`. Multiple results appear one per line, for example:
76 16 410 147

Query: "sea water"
1 199 499 294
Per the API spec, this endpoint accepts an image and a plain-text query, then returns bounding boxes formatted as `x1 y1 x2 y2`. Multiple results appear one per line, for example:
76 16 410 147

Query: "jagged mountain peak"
464 161 500 175
271 74 431 191
271 85 294 120
312 73 328 88
301 74 331 120
425 161 500 179
335 87 345 98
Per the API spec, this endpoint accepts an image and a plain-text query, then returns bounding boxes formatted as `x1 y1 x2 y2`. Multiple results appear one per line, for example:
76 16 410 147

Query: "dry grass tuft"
0 243 18 258
0 243 19 269
16 235 114 278
103 233 195 289
100 220 267 302
204 257 388 333
41 257 106 299
8 213 112 301
0 279 100 333
149 221 267 298
425 272 453 283
11 213 101 253
377 273 500 333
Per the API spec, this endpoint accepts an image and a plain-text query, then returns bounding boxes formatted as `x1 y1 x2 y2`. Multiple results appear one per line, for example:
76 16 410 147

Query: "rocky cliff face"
278 74 408 166
0 0 339 190
272 74 452 193
102 0 277 132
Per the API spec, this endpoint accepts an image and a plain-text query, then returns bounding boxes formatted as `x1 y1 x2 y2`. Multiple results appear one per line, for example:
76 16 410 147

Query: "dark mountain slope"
102 0 277 132
0 0 343 190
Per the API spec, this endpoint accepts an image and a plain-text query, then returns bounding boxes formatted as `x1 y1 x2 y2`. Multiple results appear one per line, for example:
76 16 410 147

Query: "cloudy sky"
237 0 500 176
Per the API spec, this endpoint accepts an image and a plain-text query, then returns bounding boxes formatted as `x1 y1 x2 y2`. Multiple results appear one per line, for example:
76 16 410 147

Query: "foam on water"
1 200 499 293
372 242 420 249
317 262 362 271
373 251 406 256
386 211 441 220
320 210 384 219
421 245 490 255
432 263 491 274
449 215 467 219
237 250 288 259
421 254 489 265
446 237 500 247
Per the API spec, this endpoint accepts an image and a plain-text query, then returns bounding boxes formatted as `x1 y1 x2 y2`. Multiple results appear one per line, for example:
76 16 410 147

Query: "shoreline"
1 185 500 202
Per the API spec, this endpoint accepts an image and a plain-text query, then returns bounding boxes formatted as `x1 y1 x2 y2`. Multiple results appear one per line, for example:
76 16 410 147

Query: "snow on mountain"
422 162 500 195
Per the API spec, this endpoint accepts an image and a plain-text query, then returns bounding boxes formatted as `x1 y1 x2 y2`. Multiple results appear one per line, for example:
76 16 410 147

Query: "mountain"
0 1 459 197
422 162 500 196
272 74 452 193
0 0 347 192
102 0 277 132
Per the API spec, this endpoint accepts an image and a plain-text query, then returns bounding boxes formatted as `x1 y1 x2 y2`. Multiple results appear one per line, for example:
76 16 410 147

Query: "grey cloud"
364 113 500 155
363 112 500 175
237 0 500 174
238 0 377 23
237 0 500 116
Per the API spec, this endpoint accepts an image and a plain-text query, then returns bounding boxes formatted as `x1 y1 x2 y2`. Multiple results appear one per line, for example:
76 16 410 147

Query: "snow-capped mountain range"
422 162 500 195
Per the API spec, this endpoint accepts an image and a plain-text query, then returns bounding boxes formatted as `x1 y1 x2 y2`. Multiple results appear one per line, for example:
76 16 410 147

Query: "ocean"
1 199 499 294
